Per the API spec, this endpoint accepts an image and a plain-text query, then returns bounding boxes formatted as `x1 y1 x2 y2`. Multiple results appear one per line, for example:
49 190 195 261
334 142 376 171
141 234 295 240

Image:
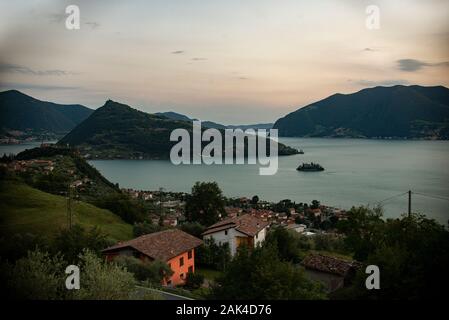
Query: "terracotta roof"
202 214 270 237
102 229 202 261
301 254 360 276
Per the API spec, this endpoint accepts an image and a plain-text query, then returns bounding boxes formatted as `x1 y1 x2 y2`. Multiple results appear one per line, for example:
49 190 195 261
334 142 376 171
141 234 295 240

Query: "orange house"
102 229 203 286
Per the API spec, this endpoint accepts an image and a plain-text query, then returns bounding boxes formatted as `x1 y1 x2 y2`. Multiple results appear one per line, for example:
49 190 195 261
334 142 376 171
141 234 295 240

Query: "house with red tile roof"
202 214 270 256
102 229 202 286
301 253 361 292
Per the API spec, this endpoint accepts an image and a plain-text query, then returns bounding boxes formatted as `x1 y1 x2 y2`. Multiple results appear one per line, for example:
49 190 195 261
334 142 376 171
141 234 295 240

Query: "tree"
178 222 206 238
337 206 384 261
265 227 300 263
311 200 320 209
52 225 111 264
72 250 136 300
251 195 259 205
212 244 326 300
1 249 139 300
1 250 66 300
185 182 226 226
196 238 231 271
133 221 166 237
114 256 172 284
334 208 449 300
95 193 146 224
185 272 204 290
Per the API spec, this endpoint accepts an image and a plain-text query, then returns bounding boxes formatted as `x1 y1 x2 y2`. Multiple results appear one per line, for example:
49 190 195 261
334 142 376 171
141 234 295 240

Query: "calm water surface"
2 138 448 224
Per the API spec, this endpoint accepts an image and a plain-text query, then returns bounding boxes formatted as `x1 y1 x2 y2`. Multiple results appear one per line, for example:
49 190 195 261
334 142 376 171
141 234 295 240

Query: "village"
121 187 348 233
0 144 359 298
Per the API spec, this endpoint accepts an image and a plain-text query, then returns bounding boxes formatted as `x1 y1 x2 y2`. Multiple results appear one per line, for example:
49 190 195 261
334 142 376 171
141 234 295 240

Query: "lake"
2 138 449 224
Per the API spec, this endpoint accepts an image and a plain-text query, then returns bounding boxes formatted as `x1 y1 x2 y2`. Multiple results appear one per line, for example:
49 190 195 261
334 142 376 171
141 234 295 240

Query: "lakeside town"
1 139 448 302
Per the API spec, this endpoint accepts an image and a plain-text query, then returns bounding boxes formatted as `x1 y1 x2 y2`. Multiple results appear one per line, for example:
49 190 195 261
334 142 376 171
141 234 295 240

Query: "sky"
0 0 448 124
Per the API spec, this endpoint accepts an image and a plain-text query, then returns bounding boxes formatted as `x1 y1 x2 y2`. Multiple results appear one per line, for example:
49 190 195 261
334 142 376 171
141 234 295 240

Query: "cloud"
397 59 449 72
47 12 66 23
0 63 74 76
363 47 377 52
348 79 410 87
85 22 100 29
191 57 207 61
171 50 184 54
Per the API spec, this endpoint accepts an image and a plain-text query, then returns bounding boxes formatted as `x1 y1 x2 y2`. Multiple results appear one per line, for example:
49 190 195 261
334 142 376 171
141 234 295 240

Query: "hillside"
60 100 193 159
60 100 297 159
0 180 133 241
273 85 449 139
158 111 273 130
14 145 119 201
0 90 93 133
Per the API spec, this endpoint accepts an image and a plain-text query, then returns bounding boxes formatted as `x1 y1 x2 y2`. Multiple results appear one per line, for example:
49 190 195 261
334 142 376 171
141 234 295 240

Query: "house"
301 253 361 292
102 229 202 286
286 223 307 233
202 214 270 256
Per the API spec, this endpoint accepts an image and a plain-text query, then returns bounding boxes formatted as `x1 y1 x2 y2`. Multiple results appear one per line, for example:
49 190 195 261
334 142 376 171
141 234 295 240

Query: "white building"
286 224 307 234
202 214 270 256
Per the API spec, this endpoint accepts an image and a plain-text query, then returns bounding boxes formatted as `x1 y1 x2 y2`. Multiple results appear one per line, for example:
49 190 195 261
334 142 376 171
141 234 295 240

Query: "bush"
95 193 146 224
114 255 172 284
196 238 231 271
313 234 346 253
71 250 136 300
0 233 49 262
184 272 204 290
178 222 205 238
212 244 326 300
52 225 111 264
133 221 166 237
1 250 66 300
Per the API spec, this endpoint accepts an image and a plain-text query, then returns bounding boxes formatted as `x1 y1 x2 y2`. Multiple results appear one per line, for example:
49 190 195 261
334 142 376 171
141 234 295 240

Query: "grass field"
0 180 133 241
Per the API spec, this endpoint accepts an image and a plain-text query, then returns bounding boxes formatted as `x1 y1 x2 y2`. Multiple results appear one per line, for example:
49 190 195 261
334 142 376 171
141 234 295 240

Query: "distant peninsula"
59 100 298 159
273 85 449 139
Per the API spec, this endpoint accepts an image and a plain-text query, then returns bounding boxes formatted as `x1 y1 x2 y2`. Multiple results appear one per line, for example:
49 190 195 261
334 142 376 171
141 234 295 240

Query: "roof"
202 214 270 237
102 229 203 261
301 254 360 276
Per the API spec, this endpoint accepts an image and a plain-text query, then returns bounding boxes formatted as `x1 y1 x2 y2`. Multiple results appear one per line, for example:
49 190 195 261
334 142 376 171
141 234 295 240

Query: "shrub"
72 250 136 300
184 272 204 290
114 255 172 284
52 225 111 264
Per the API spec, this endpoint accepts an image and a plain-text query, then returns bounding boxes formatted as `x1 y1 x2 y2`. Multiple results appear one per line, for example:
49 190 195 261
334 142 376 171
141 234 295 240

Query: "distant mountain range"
156 111 274 131
0 90 93 133
273 85 449 139
60 100 297 159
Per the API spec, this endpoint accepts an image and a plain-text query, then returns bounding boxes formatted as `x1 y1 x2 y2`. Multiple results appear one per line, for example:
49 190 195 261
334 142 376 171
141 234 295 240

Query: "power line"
375 192 408 205
412 192 449 202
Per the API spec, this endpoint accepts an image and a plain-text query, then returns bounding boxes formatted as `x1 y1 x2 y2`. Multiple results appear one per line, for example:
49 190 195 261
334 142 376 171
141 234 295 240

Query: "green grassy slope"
0 180 132 241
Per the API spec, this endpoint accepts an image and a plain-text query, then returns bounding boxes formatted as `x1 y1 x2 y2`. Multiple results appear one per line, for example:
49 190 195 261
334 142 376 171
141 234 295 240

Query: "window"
188 250 193 259
180 273 184 279
188 266 193 273
225 230 228 235
179 257 184 267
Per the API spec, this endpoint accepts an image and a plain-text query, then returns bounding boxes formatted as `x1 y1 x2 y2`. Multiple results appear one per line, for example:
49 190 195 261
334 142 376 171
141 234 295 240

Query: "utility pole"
408 190 412 217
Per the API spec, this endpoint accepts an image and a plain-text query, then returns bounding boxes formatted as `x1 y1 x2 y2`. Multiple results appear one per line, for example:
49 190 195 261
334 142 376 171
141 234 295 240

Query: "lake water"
2 138 449 224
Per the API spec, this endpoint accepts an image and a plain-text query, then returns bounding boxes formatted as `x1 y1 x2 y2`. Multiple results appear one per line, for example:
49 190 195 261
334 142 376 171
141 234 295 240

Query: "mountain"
0 90 93 133
155 111 192 122
60 100 297 159
157 111 273 131
273 85 449 139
